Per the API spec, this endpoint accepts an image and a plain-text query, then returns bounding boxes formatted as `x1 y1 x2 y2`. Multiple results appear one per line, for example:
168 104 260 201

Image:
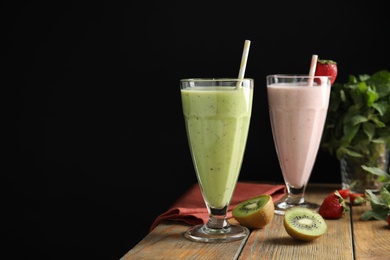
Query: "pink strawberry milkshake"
267 81 330 189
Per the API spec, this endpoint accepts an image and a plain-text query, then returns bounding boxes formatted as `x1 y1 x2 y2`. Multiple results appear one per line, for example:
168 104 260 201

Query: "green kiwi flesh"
232 195 274 229
233 195 269 216
283 207 327 241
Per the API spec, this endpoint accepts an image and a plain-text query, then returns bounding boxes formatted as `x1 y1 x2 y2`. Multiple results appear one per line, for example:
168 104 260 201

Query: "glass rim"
180 78 254 82
266 74 330 79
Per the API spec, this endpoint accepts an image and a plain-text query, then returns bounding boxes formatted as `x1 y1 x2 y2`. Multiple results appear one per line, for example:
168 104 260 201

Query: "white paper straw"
308 54 318 86
238 40 251 79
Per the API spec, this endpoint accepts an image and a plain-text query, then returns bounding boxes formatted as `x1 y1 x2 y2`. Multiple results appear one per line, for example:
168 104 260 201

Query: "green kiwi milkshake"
180 79 253 210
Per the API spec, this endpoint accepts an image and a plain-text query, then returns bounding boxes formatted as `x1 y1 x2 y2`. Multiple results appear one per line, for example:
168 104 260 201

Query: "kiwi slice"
283 207 327 241
232 194 274 229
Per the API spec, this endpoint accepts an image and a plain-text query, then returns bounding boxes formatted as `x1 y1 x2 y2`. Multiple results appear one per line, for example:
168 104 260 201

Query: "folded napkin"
150 182 286 231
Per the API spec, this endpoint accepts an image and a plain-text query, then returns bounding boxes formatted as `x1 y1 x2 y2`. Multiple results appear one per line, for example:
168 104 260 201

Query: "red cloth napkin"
150 182 286 231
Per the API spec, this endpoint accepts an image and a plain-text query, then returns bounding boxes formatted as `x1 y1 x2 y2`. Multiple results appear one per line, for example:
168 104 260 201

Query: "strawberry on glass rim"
314 59 338 85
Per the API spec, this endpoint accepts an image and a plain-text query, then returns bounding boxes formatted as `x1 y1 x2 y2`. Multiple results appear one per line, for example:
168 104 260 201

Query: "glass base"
274 195 320 215
184 224 249 243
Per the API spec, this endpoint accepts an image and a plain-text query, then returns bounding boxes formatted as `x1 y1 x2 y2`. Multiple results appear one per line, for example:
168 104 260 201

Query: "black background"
4 1 389 259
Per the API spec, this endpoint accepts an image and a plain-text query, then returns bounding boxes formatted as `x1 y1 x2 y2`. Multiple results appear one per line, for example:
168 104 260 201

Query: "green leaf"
361 165 390 180
358 74 371 82
339 89 347 102
380 188 390 204
337 148 362 159
368 70 390 98
365 88 378 107
370 116 386 127
362 122 375 141
372 101 388 116
360 209 387 221
341 124 359 144
350 115 368 125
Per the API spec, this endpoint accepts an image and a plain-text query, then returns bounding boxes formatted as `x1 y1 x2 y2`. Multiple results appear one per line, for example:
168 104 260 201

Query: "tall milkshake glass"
266 75 331 215
180 78 253 242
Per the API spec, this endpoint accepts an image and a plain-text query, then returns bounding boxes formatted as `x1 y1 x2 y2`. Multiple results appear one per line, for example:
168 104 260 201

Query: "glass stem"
285 185 306 204
207 206 229 229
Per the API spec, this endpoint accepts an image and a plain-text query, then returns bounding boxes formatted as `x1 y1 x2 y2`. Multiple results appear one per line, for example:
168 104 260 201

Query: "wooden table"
121 183 389 260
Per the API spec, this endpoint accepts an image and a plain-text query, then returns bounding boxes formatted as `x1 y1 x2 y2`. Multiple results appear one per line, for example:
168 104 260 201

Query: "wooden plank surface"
238 184 354 260
121 221 248 260
121 183 389 260
351 203 390 260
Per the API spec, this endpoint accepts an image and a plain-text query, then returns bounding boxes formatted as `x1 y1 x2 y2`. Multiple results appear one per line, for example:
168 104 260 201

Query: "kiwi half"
232 194 274 229
283 207 327 241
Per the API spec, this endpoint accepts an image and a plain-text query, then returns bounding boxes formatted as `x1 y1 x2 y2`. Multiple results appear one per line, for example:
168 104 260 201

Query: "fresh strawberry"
337 189 350 199
349 193 366 206
314 59 338 85
318 190 348 219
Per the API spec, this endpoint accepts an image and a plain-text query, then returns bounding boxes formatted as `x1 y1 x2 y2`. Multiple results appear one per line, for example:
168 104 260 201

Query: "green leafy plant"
321 69 390 159
321 70 390 191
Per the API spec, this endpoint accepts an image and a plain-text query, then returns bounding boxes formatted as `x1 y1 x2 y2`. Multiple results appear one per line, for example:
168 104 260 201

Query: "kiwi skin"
283 207 327 241
232 195 274 229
